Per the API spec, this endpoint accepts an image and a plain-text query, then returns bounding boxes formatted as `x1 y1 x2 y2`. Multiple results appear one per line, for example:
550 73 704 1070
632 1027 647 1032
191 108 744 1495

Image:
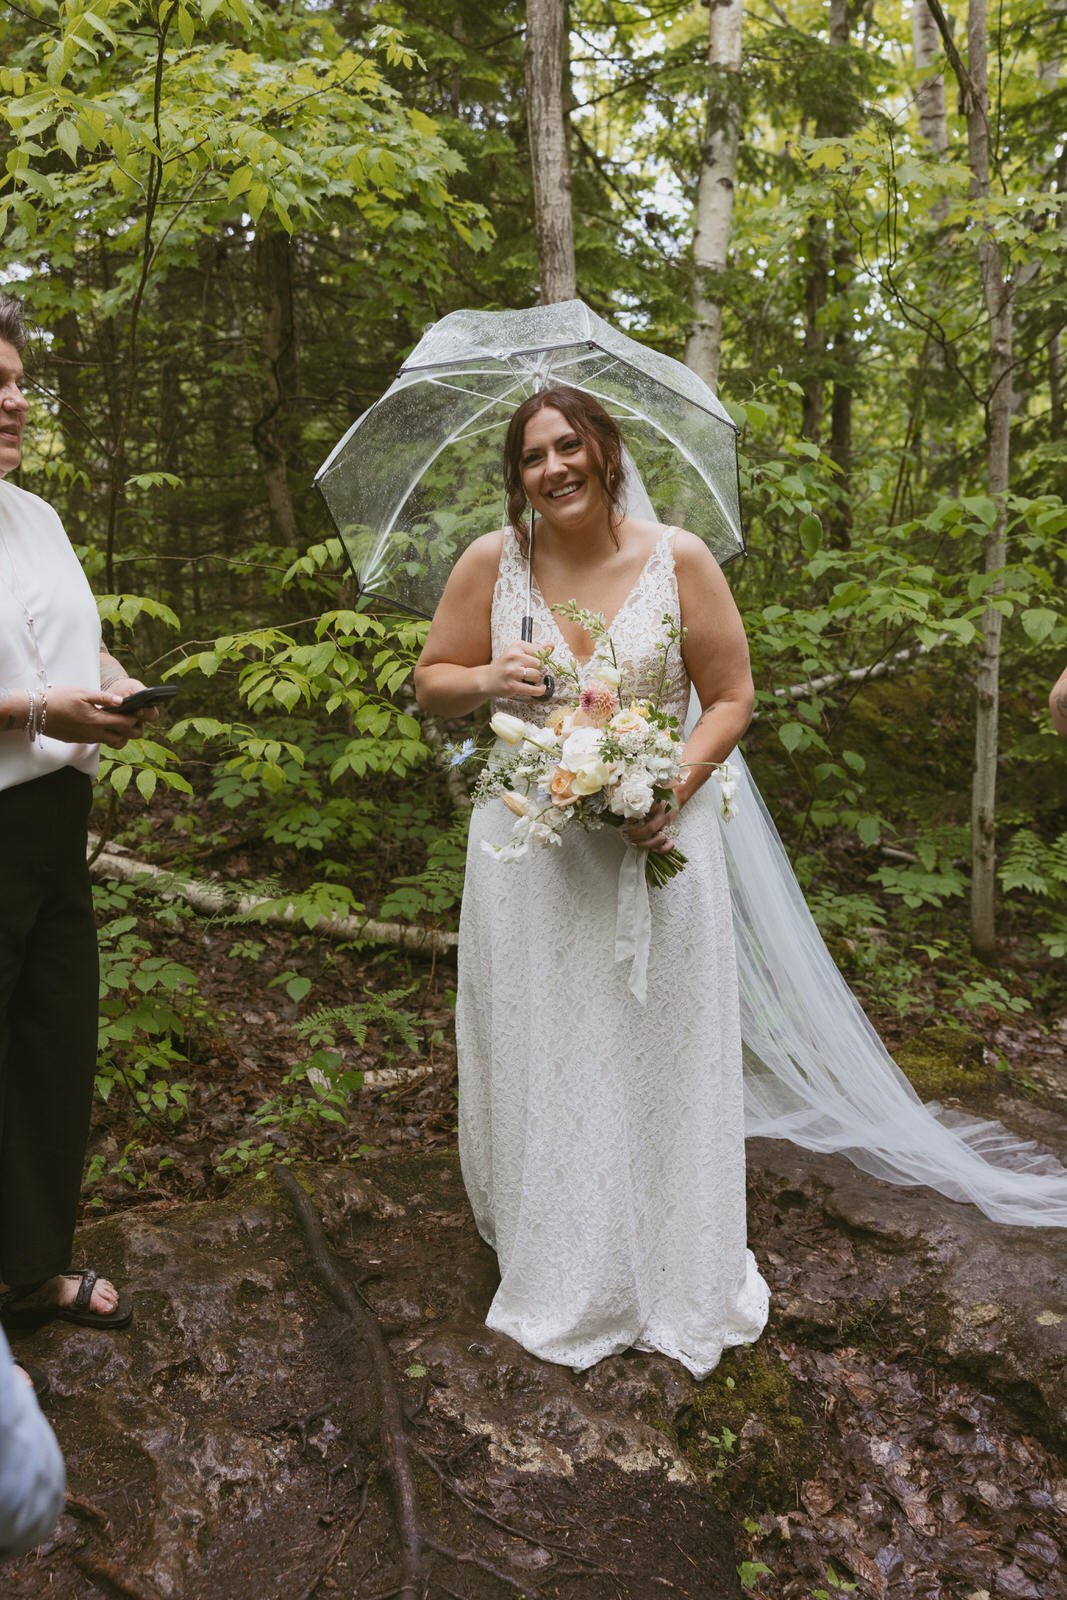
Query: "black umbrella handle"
521 615 554 700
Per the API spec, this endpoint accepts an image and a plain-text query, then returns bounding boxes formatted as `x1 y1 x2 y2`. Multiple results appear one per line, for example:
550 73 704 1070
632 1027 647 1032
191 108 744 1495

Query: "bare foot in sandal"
2 1270 132 1330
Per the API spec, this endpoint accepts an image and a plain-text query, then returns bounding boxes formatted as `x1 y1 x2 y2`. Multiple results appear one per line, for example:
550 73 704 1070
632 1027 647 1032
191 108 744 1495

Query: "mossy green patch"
895 1023 994 1100
669 1346 817 1508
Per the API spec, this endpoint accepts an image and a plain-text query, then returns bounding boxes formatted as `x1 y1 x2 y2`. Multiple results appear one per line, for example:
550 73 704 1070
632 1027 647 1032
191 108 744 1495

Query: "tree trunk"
525 0 576 304
684 0 744 394
1050 330 1064 441
962 0 1013 960
252 229 299 544
913 0 949 171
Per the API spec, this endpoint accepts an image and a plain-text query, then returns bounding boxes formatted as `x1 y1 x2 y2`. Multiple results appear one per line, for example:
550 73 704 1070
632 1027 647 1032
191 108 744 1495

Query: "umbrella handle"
521 615 554 700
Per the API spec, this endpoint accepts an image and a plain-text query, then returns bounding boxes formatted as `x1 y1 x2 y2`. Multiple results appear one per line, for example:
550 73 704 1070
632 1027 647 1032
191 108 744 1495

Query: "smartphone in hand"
116 685 178 714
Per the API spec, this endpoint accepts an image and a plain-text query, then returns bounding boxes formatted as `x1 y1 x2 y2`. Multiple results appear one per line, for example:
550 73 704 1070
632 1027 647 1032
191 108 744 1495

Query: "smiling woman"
414 386 767 1376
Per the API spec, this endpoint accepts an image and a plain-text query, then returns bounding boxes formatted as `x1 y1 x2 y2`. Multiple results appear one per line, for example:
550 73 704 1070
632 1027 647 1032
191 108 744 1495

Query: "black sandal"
2 1269 133 1331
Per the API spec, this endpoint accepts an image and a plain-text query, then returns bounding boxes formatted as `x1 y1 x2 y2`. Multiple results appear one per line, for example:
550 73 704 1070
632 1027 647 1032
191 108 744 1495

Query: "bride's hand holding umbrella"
414 533 548 717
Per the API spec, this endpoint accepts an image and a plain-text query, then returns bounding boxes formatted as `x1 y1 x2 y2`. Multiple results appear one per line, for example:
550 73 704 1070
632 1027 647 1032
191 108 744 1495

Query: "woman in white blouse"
0 296 155 1349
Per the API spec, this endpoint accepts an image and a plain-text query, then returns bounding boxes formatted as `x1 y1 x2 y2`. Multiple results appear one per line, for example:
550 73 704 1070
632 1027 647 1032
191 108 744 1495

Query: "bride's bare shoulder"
452 527 508 575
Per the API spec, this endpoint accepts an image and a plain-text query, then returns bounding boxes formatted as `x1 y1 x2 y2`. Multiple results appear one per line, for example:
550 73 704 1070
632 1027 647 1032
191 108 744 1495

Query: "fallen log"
86 837 459 957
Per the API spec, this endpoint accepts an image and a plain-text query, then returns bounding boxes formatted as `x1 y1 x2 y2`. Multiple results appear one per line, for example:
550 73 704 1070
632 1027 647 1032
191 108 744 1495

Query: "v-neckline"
529 527 671 666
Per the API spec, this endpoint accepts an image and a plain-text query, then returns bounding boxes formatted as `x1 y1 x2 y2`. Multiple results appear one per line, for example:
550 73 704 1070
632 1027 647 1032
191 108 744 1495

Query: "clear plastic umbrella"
314 299 744 621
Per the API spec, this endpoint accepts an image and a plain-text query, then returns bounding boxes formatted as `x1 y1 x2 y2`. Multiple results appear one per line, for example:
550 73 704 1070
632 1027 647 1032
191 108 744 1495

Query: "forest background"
0 0 1065 1196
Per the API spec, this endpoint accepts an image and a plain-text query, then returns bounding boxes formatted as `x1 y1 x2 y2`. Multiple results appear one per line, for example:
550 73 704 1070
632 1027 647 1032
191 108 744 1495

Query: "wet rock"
6 1141 1067 1600
747 1139 1067 1447
407 1319 697 1481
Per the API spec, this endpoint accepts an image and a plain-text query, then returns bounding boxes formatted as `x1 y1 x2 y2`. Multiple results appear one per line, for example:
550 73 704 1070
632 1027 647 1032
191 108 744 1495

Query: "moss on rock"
674 1345 818 1507
895 1024 994 1100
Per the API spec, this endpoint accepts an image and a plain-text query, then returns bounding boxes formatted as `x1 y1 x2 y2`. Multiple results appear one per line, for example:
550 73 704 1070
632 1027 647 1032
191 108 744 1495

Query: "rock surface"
4 1140 1066 1600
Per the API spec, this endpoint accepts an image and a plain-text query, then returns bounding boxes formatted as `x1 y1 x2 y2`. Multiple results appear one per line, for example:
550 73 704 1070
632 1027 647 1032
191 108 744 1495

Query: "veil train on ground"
709 732 1067 1229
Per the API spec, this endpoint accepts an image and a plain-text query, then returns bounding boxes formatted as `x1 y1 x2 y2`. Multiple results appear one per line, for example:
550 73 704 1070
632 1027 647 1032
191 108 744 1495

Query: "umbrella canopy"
314 299 744 619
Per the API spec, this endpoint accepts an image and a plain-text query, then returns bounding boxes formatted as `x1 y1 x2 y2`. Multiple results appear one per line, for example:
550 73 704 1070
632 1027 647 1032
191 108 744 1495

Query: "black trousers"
0 766 99 1286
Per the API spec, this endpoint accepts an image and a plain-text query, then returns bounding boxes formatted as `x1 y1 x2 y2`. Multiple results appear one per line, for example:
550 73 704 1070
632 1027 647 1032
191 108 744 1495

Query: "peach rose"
548 766 578 807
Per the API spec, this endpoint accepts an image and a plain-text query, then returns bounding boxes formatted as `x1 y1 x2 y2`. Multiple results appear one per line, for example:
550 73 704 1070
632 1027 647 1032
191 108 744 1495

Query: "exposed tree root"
74 1552 165 1600
273 1165 534 1600
272 1163 423 1599
64 1491 113 1535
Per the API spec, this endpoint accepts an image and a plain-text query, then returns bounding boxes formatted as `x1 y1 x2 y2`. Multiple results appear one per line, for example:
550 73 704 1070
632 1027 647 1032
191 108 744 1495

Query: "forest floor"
4 833 1067 1600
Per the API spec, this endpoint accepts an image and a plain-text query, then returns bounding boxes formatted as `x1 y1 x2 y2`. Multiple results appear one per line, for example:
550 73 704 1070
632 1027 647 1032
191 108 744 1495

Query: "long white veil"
620 457 1067 1229
718 746 1067 1227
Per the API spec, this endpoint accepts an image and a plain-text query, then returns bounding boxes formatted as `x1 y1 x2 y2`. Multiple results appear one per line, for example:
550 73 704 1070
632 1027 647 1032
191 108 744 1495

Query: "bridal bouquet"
447 604 739 886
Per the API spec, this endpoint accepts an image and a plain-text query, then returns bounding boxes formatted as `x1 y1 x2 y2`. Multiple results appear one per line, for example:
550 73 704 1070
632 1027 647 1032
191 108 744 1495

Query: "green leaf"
227 165 254 201
1021 608 1058 644
56 119 80 164
779 722 806 753
799 513 822 556
135 769 158 803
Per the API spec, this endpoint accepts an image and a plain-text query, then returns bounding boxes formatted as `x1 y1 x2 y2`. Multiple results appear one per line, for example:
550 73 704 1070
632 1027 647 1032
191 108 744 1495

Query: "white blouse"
0 478 101 792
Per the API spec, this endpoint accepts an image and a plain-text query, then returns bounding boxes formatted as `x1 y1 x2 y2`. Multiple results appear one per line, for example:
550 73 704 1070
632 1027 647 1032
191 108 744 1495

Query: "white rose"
591 658 621 688
571 759 613 795
609 775 655 818
610 707 649 736
524 723 559 754
560 726 605 771
490 711 529 745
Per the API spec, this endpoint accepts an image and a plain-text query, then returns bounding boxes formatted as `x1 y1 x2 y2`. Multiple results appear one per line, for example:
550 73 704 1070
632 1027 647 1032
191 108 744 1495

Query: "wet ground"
5 1127 1066 1600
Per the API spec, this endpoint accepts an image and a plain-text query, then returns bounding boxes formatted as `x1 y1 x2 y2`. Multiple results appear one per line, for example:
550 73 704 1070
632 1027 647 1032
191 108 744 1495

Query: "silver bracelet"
37 689 47 742
25 688 36 741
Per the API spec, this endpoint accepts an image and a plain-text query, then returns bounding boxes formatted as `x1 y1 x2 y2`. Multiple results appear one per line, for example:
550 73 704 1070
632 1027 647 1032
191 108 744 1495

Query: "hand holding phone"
116 685 178 715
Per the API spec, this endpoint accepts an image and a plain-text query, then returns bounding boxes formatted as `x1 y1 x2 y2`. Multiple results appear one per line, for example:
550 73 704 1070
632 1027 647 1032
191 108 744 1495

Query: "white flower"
490 711 529 745
591 657 621 688
713 761 741 822
609 774 656 818
571 759 613 795
560 726 605 771
523 723 559 754
610 707 649 736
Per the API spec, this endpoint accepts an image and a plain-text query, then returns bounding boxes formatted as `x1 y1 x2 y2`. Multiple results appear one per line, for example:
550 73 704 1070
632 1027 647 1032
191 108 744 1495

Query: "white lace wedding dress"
456 526 770 1375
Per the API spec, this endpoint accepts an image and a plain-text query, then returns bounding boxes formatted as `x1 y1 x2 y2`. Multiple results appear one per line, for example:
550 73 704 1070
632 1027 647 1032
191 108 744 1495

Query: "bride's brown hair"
503 386 625 556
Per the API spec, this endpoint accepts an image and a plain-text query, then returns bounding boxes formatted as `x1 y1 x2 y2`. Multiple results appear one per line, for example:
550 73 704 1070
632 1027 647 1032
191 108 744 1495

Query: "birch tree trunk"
913 0 949 173
525 0 576 304
684 0 744 394
960 0 1012 958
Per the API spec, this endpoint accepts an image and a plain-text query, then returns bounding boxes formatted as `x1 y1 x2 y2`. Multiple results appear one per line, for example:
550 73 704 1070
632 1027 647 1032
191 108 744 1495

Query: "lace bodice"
490 526 691 723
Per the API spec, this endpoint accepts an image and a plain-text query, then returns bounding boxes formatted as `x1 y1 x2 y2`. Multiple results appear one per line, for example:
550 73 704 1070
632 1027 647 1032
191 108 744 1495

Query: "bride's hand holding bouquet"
449 603 739 886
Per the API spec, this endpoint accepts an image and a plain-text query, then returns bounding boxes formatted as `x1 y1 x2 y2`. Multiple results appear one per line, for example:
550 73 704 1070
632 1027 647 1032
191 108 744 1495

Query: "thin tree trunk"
960 0 1012 959
800 224 828 444
252 230 299 544
525 0 576 304
684 0 744 394
913 0 949 195
1050 330 1064 440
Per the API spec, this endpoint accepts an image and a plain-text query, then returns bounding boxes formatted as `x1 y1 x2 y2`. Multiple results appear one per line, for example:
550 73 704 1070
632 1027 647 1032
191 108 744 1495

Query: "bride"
414 385 770 1375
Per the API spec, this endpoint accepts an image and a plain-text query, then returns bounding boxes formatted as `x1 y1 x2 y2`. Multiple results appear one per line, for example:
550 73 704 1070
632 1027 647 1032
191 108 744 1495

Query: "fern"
999 829 1067 898
296 988 421 1057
